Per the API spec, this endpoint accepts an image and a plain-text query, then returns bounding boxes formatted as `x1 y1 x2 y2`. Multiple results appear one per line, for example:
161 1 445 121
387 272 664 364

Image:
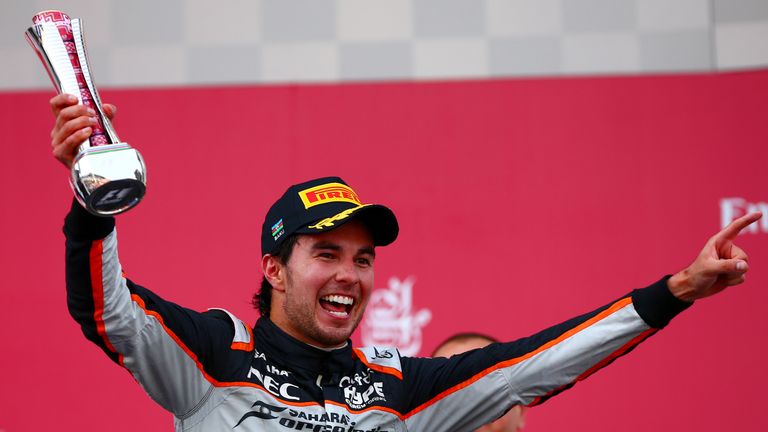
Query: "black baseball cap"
261 177 399 255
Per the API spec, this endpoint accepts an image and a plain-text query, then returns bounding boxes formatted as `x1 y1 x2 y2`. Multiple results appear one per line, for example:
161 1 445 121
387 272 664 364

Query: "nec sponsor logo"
720 198 768 233
247 362 300 401
299 183 362 209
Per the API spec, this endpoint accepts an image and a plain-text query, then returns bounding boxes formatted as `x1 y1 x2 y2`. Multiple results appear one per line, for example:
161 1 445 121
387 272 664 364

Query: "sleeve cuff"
63 198 115 240
631 275 693 329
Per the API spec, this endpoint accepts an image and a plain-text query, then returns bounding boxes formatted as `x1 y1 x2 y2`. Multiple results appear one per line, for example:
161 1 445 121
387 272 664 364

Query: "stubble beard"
283 268 365 347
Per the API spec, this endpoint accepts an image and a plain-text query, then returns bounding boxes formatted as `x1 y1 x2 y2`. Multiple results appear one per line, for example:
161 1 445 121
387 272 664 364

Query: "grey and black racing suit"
64 200 691 431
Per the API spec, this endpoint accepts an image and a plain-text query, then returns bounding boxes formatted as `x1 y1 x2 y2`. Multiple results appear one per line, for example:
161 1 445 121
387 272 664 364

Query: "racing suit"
64 200 691 431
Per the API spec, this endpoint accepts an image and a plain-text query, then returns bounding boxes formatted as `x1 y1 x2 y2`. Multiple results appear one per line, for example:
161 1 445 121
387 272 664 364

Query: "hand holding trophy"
25 10 146 215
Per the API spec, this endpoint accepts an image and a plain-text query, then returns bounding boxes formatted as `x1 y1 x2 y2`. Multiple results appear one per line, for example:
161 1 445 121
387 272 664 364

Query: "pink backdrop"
1 71 767 431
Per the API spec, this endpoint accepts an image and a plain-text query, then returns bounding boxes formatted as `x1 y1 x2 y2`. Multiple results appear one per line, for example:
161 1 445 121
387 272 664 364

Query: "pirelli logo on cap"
299 182 362 209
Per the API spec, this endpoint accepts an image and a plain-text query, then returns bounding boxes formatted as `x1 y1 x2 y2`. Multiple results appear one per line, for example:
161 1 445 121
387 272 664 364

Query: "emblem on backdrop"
361 277 432 356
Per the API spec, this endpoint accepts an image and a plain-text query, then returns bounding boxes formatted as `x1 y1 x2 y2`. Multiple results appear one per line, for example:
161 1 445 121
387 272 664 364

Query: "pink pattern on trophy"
33 10 110 147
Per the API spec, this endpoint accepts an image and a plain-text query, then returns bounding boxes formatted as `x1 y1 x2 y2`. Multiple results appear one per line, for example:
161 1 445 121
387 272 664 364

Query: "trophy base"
71 143 147 216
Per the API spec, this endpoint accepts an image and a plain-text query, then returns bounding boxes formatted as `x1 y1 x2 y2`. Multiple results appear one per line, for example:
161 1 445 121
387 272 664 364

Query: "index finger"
50 93 79 115
717 212 763 241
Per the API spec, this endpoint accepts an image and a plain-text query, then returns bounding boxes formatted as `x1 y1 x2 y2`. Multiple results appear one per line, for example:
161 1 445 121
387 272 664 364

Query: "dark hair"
253 235 300 317
432 332 498 357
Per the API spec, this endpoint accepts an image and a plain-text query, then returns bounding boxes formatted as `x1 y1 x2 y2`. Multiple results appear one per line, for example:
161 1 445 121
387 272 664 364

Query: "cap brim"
296 204 399 247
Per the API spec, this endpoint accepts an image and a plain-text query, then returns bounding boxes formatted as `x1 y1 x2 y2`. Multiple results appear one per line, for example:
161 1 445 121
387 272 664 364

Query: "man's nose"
334 259 360 284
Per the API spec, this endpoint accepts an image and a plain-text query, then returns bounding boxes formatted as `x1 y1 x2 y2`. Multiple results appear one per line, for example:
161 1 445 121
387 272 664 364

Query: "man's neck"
308 341 348 351
267 317 349 351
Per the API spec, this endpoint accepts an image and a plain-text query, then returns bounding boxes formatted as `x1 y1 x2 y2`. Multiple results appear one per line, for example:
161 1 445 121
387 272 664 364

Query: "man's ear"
262 254 285 292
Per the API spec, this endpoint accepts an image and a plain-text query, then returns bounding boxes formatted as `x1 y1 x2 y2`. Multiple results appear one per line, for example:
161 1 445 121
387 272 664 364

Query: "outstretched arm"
669 212 762 302
403 213 763 431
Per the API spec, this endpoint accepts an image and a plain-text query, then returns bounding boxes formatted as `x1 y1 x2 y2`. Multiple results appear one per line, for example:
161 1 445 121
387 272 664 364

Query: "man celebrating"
50 93 761 431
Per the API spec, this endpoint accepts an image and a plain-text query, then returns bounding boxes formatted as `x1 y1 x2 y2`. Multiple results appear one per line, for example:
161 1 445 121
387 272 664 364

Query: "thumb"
710 258 748 275
102 103 117 120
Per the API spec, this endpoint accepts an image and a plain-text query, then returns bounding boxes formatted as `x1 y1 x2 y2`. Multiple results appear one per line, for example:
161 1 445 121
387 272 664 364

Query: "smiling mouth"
319 295 355 318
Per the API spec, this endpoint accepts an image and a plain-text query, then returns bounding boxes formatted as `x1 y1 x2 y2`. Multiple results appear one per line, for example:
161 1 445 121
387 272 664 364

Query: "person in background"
434 333 527 431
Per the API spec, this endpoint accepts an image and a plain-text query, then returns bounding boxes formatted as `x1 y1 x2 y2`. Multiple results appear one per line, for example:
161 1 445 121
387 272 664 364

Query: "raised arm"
52 96 248 419
402 214 763 431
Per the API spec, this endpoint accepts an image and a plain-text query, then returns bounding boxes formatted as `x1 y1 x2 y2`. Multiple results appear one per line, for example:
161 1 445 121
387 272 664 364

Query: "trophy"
25 10 146 215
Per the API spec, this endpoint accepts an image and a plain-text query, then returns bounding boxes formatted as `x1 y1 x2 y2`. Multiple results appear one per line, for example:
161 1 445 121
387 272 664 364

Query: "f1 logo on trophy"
25 10 146 215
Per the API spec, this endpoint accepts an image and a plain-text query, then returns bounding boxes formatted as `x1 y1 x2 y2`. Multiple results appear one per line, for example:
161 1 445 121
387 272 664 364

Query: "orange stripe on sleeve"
89 239 122 368
526 327 657 407
576 328 657 382
404 297 635 419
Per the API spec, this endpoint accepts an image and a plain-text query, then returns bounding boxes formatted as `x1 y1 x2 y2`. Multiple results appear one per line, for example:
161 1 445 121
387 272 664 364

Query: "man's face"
434 338 527 432
269 220 375 348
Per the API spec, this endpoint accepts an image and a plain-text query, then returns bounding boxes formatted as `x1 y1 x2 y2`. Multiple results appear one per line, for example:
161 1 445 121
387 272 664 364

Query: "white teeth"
321 295 354 305
326 310 349 318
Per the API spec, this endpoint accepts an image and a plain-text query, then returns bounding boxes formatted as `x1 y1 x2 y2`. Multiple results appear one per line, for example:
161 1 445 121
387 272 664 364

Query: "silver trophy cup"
25 10 146 216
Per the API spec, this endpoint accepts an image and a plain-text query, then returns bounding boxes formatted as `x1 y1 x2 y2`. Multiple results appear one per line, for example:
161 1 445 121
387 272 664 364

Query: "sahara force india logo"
361 277 432 356
234 401 391 431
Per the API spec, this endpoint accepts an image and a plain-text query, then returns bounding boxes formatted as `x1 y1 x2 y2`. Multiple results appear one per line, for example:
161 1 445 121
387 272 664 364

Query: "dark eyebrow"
311 242 375 258
359 246 376 258
312 242 341 251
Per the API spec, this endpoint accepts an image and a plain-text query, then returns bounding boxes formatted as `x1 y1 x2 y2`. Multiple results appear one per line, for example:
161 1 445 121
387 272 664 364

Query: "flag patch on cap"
271 219 284 241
